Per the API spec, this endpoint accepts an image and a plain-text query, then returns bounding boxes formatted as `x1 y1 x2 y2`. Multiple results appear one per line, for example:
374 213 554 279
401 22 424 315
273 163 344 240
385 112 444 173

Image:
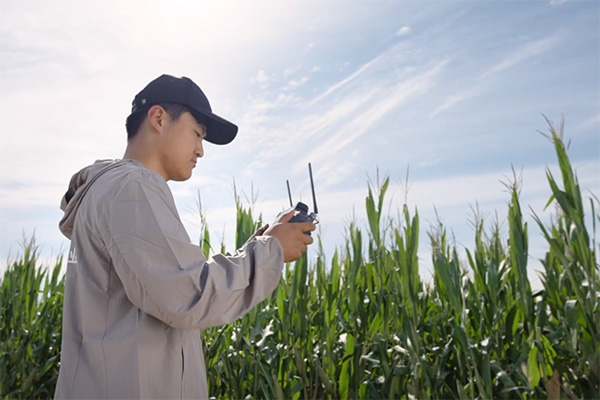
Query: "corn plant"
0 236 64 399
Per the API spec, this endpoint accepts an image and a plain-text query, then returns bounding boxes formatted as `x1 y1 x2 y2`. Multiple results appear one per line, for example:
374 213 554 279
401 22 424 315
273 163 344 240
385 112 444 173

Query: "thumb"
278 208 296 223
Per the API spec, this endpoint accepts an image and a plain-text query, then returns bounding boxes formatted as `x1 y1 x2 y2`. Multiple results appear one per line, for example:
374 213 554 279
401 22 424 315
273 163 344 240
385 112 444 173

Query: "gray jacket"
54 159 284 399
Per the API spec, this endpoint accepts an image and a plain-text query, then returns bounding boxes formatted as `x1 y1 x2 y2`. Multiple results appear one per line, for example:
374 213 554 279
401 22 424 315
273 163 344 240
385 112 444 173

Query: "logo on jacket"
68 247 78 264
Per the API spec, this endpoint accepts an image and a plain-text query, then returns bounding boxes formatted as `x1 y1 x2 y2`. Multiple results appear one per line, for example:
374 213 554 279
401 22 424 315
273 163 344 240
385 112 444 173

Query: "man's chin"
172 171 193 182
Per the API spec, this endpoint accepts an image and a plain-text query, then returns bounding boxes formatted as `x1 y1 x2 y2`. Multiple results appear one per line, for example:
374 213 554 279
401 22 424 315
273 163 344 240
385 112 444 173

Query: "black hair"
126 102 189 141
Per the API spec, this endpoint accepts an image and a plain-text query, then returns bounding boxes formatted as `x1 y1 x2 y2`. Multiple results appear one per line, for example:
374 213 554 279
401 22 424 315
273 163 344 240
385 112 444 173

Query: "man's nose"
196 141 204 158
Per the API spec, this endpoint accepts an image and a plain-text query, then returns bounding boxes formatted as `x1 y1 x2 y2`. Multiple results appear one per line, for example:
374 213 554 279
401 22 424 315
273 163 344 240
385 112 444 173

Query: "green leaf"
527 346 541 388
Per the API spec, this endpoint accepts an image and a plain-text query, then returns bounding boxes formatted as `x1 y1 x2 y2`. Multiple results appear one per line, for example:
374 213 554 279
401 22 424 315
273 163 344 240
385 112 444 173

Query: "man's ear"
147 105 167 133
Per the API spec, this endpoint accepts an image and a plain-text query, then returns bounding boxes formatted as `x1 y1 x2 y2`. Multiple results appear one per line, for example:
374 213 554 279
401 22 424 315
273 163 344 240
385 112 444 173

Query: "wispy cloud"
238 37 448 188
575 113 600 133
430 33 563 118
429 87 481 118
297 60 449 180
480 34 563 79
306 50 388 106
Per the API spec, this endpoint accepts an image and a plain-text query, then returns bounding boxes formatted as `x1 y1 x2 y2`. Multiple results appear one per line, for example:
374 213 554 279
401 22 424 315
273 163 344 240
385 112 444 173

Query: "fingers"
276 207 295 218
297 222 317 232
277 209 296 223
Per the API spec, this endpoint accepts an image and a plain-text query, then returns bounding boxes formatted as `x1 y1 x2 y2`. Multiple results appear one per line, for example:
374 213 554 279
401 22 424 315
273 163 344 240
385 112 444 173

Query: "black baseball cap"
127 74 238 145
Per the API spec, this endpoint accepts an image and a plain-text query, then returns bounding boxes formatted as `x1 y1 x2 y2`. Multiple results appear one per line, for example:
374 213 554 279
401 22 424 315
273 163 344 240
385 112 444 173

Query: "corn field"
1 123 598 399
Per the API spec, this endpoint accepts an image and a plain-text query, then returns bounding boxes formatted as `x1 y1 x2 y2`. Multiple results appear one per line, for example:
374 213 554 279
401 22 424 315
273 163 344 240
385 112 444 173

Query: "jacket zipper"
180 347 185 399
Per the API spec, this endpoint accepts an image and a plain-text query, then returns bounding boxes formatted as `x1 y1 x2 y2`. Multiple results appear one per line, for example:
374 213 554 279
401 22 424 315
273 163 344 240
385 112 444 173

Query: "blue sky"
1 0 599 288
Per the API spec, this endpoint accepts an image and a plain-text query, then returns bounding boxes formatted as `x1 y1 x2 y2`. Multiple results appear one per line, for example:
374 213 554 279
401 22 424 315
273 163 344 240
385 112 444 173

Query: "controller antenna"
286 179 293 208
308 162 318 214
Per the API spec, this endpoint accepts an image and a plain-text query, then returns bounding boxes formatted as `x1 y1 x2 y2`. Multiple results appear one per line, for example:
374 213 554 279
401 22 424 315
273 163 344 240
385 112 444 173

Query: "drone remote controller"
286 163 319 236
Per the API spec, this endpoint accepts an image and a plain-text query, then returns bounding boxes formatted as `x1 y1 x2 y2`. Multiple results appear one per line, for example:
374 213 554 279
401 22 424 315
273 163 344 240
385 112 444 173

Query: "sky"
1 0 599 289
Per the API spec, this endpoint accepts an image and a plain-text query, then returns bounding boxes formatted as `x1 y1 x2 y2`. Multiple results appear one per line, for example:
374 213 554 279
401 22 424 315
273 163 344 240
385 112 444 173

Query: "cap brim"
190 110 238 145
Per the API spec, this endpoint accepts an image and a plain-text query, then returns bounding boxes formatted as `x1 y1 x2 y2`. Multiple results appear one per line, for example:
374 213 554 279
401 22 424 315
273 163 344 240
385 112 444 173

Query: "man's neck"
122 149 169 181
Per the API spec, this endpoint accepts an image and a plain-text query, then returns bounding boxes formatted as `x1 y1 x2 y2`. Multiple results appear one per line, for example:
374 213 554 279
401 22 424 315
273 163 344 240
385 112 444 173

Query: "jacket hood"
59 159 133 239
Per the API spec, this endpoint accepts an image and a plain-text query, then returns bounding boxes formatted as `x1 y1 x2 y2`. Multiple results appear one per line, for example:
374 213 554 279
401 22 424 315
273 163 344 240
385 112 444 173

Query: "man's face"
159 110 206 181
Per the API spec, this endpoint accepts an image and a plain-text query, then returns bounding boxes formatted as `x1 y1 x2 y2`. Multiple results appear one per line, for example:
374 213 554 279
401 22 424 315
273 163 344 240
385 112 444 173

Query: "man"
54 74 316 399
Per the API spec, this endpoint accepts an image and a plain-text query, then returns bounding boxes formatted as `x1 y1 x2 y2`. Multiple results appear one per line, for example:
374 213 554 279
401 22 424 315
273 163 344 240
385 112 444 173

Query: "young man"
54 74 316 399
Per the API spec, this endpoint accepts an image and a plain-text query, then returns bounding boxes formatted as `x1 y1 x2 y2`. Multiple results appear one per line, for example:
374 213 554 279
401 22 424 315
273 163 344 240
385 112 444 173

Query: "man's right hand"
262 209 316 262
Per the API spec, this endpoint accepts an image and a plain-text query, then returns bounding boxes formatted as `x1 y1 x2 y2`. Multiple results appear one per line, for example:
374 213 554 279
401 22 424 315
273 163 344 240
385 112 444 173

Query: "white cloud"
252 69 270 86
396 26 412 37
0 0 337 217
285 76 310 90
283 65 302 79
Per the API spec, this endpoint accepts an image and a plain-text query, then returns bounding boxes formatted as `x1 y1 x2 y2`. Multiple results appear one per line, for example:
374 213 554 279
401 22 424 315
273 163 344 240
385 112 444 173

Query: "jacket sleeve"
102 176 285 331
